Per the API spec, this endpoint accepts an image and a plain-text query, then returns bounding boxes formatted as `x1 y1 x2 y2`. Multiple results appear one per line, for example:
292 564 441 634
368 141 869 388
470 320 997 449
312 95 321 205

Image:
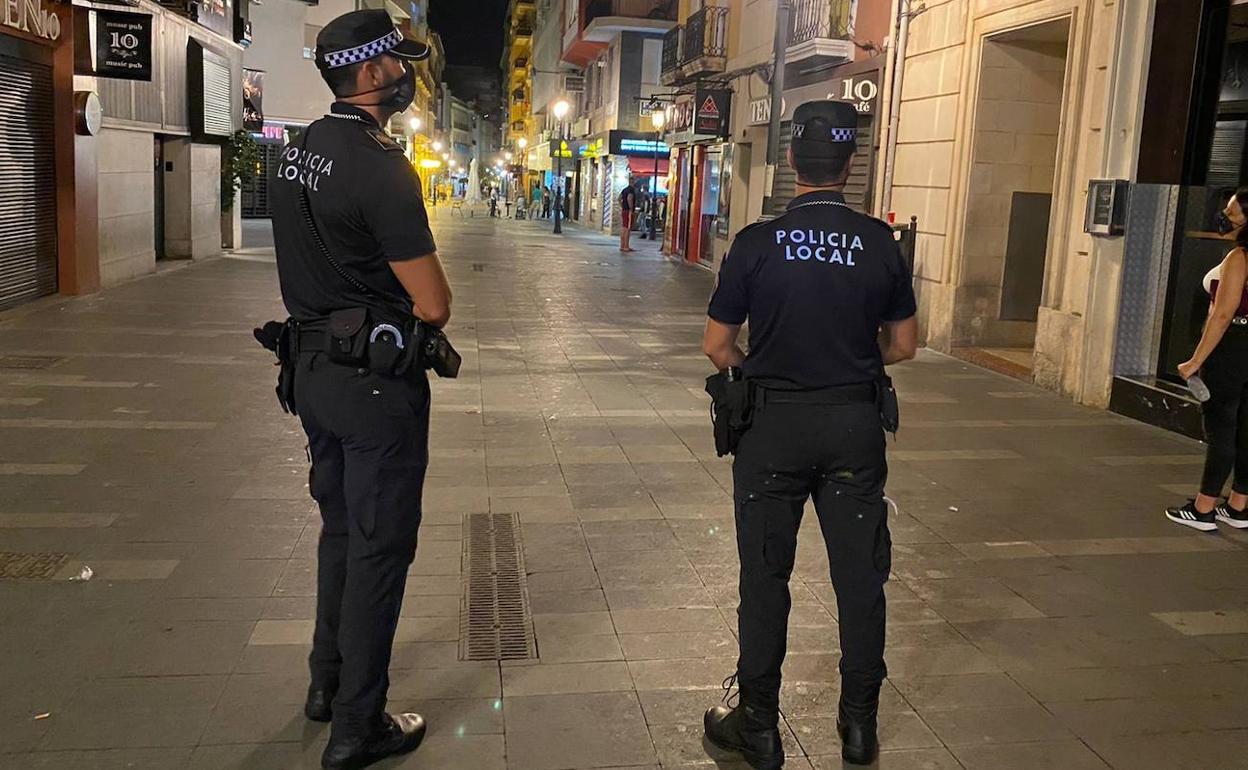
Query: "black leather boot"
704 702 784 770
321 712 427 770
304 683 335 723
837 707 879 766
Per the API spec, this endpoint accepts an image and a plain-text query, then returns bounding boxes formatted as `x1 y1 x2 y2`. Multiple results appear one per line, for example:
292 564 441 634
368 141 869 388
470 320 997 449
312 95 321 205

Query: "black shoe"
1166 500 1218 532
837 711 879 766
321 713 427 770
1215 501 1248 529
304 684 334 723
703 703 784 770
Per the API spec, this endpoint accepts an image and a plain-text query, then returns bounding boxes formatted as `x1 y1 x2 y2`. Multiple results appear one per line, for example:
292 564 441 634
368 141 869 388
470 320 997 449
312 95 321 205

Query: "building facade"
657 0 889 268
559 0 676 233
875 0 1153 412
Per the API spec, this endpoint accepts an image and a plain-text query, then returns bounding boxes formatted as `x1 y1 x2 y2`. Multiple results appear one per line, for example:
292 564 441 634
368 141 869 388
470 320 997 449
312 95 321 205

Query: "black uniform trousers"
294 352 430 739
1200 325 1248 497
732 396 891 723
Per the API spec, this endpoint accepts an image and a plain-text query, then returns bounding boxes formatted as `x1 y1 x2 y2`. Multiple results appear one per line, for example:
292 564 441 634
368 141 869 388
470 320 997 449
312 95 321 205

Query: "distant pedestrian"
542 186 552 219
1169 187 1248 532
619 176 637 252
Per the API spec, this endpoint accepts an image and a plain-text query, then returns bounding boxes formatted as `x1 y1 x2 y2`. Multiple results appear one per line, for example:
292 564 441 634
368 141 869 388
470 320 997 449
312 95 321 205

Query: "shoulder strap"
297 124 374 297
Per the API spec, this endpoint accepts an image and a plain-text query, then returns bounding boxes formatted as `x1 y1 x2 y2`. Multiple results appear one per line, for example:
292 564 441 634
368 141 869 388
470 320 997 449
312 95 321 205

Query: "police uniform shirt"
707 190 917 389
271 103 437 323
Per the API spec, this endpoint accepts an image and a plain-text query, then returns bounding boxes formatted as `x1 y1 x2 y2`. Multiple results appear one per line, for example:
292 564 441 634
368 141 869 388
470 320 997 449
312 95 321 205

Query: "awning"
628 157 669 176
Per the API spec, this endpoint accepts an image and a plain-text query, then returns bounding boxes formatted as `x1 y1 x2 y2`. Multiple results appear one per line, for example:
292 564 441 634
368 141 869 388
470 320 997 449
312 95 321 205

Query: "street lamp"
409 117 421 132
648 107 666 242
552 99 570 235
432 140 443 152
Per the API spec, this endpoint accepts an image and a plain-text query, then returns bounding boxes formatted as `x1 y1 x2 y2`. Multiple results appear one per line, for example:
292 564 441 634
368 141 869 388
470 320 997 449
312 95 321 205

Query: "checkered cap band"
793 123 856 143
321 29 402 69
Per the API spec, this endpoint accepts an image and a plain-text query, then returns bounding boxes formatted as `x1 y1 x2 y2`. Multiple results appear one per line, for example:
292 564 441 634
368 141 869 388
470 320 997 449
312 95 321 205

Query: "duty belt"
755 382 877 406
1233 317 1248 326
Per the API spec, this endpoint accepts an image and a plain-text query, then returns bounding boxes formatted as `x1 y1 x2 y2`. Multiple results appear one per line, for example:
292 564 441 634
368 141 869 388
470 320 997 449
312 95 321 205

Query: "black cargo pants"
731 395 891 723
293 352 430 739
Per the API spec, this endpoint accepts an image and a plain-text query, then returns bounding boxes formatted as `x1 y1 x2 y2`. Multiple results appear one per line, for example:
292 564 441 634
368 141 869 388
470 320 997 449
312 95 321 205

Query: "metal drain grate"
459 513 536 661
0 552 70 580
0 355 63 370
471 263 486 272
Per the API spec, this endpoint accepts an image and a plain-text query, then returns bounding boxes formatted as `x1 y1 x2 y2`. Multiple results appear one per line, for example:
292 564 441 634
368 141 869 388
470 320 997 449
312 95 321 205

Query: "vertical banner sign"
242 69 264 132
95 11 153 81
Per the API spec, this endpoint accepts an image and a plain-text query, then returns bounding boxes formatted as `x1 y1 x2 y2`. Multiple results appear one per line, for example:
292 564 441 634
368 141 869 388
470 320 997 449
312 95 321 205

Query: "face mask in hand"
1217 211 1242 236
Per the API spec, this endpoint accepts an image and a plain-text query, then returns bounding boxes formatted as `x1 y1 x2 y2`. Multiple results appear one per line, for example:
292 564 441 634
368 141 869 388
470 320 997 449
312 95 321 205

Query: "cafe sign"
3 0 61 41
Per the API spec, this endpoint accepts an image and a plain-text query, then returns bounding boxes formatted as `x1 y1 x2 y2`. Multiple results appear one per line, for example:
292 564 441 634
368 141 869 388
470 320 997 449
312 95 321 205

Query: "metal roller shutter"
767 114 875 215
0 52 57 311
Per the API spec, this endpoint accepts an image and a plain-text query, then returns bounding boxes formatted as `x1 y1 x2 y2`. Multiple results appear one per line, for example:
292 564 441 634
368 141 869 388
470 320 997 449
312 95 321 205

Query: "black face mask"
341 60 416 114
1217 212 1241 235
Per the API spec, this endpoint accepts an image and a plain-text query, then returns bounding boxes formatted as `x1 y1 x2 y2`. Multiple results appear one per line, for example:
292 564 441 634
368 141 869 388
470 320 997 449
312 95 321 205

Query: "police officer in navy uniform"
269 10 453 770
700 101 918 768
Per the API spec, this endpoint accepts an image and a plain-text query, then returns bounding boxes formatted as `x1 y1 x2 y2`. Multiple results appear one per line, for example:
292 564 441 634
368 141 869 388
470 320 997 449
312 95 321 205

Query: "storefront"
663 88 731 266
1111 0 1248 436
573 130 670 234
0 0 79 311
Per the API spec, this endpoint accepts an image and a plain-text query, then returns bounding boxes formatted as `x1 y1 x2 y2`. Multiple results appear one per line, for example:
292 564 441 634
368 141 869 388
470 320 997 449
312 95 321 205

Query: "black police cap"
315 9 430 71
791 100 858 158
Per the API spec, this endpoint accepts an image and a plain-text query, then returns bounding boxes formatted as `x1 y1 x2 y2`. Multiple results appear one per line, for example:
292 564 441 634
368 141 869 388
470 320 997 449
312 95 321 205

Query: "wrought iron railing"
681 5 728 62
788 0 853 47
661 26 681 72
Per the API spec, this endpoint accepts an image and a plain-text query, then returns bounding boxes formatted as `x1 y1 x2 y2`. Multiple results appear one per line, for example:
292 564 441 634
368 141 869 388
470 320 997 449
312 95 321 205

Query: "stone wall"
881 0 1154 406
164 139 222 260
96 129 155 287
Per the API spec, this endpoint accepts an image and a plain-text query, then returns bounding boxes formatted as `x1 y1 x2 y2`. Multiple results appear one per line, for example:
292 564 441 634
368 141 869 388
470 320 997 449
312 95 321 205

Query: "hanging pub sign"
95 10 153 81
668 88 731 143
695 89 731 135
242 68 264 132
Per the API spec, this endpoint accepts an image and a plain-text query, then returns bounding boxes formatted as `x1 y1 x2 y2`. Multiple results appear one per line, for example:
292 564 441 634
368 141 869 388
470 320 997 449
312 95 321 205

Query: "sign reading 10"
111 30 141 50
840 78 878 114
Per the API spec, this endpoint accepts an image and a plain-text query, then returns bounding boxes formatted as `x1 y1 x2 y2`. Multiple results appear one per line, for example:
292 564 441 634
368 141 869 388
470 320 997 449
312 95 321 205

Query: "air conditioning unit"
563 74 585 93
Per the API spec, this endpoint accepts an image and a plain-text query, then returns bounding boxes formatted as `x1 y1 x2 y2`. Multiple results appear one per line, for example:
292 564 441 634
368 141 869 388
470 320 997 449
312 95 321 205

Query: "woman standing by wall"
1169 189 1248 531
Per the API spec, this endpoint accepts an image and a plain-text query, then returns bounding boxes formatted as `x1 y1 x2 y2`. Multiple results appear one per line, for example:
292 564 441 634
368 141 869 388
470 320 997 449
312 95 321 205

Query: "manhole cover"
459 513 536 661
0 355 63 370
0 552 70 580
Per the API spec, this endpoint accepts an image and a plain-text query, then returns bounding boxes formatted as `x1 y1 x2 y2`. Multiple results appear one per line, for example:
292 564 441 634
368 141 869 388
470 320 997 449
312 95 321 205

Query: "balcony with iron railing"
660 26 680 77
567 0 678 62
661 5 728 85
786 0 854 66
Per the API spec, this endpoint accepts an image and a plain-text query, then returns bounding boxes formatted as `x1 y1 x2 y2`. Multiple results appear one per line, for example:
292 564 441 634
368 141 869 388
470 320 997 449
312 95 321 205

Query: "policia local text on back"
252 10 458 770
700 100 918 770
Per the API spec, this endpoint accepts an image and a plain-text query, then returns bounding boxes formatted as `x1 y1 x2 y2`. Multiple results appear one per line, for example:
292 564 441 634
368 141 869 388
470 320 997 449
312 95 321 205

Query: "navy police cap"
791 100 858 157
315 9 430 71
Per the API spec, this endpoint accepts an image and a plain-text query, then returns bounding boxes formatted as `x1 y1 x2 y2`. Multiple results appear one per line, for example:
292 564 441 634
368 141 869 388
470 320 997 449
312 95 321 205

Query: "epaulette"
365 127 403 153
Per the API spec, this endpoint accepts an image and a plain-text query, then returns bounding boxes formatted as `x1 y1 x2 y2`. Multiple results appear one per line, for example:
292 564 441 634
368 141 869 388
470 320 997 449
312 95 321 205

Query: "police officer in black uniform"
700 101 918 768
269 10 452 770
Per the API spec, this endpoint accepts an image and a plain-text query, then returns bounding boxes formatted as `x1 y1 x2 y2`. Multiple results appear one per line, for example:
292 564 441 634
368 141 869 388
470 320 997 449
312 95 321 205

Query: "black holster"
877 375 899 435
705 372 754 457
253 319 298 415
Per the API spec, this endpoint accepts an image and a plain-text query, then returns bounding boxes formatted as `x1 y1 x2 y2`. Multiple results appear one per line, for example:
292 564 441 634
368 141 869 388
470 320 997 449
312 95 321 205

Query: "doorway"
951 18 1071 378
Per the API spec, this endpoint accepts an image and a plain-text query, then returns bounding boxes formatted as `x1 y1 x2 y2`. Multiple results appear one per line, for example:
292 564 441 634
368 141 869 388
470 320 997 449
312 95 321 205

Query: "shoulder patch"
365 128 403 153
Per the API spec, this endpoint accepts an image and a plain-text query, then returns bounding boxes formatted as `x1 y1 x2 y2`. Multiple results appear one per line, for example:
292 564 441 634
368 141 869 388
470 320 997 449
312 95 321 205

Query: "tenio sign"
3 0 61 41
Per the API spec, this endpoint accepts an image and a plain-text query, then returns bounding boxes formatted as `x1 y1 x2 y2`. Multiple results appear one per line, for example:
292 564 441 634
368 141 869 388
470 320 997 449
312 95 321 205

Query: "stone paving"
2 213 1248 770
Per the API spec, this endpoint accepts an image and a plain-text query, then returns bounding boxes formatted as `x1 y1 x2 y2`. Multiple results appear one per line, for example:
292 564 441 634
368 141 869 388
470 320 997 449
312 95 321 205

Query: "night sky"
430 0 509 68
